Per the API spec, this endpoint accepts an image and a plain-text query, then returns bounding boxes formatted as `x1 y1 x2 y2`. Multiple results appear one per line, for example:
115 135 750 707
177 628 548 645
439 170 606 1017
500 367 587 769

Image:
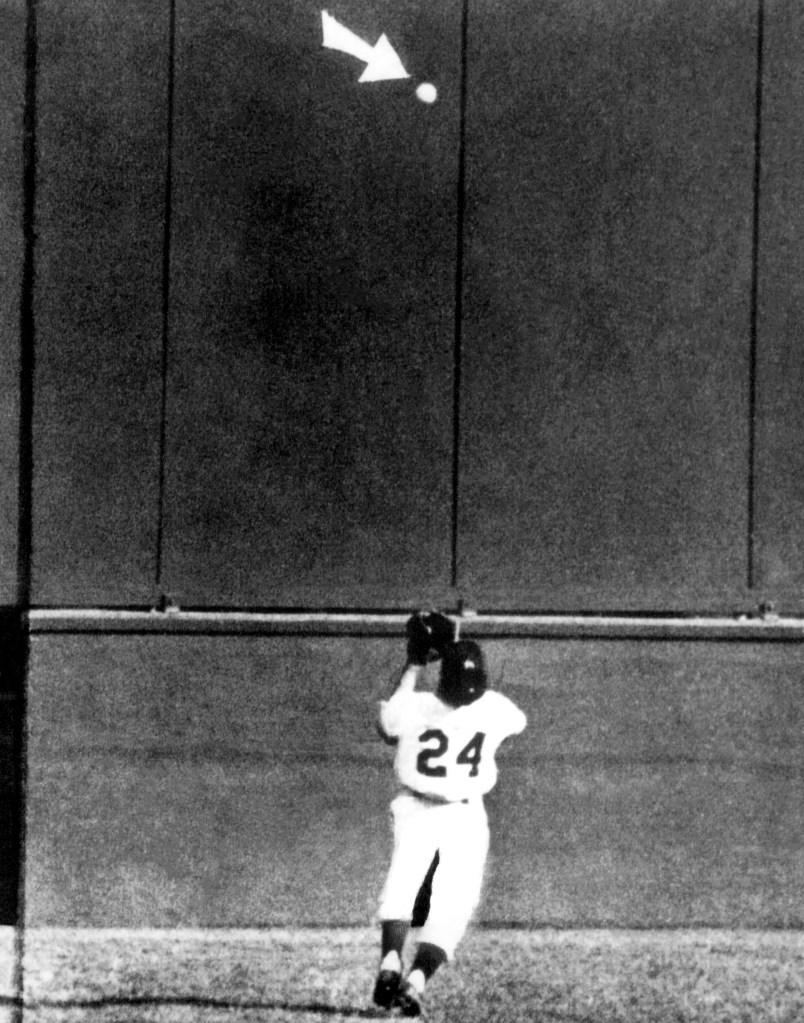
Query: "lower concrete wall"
23 633 804 927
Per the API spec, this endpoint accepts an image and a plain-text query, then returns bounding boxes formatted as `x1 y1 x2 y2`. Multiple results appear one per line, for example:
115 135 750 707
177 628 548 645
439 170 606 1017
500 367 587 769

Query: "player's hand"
405 611 457 665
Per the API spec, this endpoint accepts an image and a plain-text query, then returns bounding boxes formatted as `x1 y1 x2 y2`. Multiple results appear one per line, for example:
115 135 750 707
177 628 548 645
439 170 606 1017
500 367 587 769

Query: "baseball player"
372 611 527 1016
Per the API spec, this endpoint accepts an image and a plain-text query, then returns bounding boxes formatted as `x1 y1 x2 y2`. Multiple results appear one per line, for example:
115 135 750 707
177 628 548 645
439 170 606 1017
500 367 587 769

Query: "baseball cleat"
394 980 423 1017
372 969 401 1009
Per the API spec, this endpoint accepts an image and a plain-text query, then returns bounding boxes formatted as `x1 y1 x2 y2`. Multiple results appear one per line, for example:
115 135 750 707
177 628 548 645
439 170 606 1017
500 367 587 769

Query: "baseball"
416 82 438 104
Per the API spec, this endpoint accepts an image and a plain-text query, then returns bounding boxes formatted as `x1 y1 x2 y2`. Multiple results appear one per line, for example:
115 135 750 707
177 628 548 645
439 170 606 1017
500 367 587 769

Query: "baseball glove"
406 611 457 665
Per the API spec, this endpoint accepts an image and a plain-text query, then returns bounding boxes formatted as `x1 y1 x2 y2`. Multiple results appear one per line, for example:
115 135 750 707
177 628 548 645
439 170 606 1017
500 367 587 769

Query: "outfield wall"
3 0 804 934
11 0 804 615
22 628 804 929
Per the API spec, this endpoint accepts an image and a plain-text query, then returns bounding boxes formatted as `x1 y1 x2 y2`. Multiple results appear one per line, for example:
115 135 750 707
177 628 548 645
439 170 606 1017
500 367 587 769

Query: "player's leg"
397 802 489 1014
419 800 489 954
387 848 440 1014
373 795 439 1008
372 919 409 1009
377 800 441 935
394 940 447 1017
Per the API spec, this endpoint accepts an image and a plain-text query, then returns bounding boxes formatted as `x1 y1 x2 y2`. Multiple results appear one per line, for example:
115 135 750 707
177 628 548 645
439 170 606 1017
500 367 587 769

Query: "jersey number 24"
417 729 486 778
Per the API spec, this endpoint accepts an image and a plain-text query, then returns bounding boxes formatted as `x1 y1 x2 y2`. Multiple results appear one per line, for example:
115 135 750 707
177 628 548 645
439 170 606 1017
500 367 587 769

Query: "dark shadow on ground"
10 995 388 1019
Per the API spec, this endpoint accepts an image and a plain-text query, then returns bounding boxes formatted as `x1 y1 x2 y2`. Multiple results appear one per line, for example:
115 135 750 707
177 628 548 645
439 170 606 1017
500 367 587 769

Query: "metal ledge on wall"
25 608 804 641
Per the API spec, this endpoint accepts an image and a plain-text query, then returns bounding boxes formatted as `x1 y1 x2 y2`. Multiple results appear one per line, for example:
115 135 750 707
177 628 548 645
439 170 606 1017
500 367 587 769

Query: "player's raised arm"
392 662 423 695
378 611 457 737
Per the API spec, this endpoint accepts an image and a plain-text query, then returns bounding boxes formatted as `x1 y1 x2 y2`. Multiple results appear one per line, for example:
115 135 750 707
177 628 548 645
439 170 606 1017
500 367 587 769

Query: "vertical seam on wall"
155 0 177 598
747 0 765 593
451 0 469 591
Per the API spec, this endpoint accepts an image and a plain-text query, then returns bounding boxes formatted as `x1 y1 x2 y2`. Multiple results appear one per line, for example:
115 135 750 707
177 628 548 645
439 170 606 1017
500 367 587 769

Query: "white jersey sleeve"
379 688 420 739
379 688 527 802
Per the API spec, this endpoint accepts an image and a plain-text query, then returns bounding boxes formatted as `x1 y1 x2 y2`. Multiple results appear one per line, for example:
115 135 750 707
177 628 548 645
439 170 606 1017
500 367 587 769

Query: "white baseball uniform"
377 683 527 958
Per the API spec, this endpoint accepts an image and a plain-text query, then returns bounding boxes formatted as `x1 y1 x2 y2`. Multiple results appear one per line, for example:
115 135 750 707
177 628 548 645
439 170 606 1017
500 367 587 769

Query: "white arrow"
321 10 409 83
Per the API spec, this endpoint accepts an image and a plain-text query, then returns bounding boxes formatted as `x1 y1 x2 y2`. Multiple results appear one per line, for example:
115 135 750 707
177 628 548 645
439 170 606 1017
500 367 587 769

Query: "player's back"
381 689 526 802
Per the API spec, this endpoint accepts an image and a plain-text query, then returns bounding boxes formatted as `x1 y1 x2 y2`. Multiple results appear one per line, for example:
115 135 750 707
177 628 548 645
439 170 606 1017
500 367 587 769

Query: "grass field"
3 926 804 1022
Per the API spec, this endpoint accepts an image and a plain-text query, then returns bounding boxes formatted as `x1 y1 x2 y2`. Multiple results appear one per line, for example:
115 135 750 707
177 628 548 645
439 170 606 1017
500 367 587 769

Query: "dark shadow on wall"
0 611 27 925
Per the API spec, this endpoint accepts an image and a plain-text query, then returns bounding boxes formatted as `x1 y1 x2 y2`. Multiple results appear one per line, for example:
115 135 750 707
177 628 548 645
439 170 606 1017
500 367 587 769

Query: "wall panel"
24 631 804 928
459 0 757 611
0 0 24 603
753 0 804 608
31 0 168 605
161 0 460 609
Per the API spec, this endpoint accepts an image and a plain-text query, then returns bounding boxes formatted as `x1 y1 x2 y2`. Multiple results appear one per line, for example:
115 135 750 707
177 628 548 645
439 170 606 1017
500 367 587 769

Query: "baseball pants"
378 791 490 959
